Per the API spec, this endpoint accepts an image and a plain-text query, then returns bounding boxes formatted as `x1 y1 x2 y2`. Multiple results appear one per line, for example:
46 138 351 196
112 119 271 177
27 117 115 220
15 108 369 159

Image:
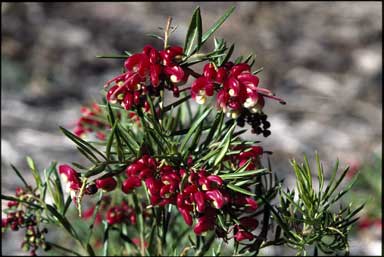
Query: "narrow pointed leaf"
184 6 203 56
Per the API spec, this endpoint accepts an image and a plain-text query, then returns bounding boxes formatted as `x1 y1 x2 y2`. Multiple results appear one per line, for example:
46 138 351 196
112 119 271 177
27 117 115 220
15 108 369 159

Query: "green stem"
86 191 104 245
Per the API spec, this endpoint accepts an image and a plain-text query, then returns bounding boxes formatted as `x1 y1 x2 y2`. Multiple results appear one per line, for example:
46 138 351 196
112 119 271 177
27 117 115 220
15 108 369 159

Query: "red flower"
164 65 186 84
205 189 225 209
194 191 206 213
106 207 124 225
193 208 216 235
160 46 183 66
234 228 254 242
124 53 151 77
7 201 18 208
191 77 215 105
59 164 82 196
96 177 117 192
122 176 141 194
215 62 285 118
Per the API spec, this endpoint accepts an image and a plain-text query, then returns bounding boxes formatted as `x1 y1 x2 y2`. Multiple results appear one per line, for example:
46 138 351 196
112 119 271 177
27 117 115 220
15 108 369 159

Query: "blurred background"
1 2 382 255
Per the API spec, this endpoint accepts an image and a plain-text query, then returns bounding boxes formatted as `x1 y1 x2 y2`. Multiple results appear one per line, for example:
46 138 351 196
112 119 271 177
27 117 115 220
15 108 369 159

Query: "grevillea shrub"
1 7 364 256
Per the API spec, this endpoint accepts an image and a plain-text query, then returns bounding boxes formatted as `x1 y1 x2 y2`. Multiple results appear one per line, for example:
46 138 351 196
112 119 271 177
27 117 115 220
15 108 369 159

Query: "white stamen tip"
196 95 206 105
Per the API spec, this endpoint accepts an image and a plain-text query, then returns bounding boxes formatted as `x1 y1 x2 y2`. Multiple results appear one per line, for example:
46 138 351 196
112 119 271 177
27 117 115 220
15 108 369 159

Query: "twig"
164 16 173 49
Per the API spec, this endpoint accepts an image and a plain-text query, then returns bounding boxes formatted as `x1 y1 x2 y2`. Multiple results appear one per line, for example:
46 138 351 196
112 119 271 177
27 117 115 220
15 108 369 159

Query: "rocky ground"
1 2 382 255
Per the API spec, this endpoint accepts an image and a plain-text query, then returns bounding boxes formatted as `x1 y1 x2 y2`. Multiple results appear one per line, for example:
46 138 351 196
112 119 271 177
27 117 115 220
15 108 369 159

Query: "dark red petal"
178 207 193 226
150 64 161 87
194 191 206 212
230 63 250 77
106 85 119 102
207 175 223 186
234 229 254 241
215 67 228 84
237 73 259 90
96 177 117 192
203 63 216 80
205 189 225 209
121 176 141 194
122 93 133 110
194 215 215 235
126 163 145 176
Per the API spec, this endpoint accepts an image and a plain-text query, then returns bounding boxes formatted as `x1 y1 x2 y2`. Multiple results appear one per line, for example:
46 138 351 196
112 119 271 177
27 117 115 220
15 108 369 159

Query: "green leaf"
63 195 72 215
26 156 42 188
202 112 224 148
201 6 235 48
46 204 79 240
252 67 264 75
76 147 99 164
105 122 116 160
119 123 141 148
227 184 255 196
184 6 203 57
220 43 234 66
214 122 236 166
106 102 116 126
84 163 107 178
323 165 350 203
102 221 110 256
179 108 211 154
10 164 29 188
316 152 324 199
219 168 268 180
60 126 106 161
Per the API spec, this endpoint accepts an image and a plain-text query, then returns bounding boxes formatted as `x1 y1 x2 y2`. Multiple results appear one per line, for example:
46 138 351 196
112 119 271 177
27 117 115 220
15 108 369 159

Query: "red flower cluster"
191 62 285 119
122 155 157 194
105 45 188 111
73 103 109 140
106 201 137 225
122 155 260 238
83 198 149 228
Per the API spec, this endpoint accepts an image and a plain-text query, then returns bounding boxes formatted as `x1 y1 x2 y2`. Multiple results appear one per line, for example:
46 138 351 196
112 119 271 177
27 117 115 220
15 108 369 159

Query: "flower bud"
96 177 117 192
122 176 141 194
